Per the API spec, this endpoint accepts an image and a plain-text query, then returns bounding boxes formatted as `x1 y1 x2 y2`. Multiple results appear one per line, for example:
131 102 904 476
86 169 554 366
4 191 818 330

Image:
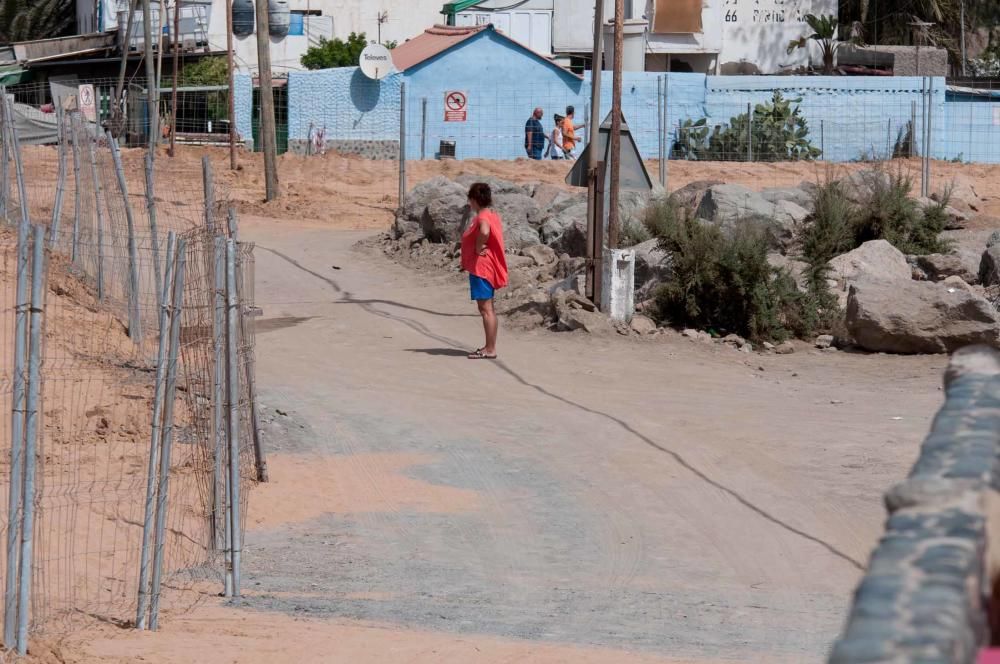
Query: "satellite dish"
360 43 394 80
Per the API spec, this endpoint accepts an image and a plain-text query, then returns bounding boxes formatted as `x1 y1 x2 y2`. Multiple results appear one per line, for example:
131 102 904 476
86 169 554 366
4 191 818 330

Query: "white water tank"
602 18 647 71
268 0 289 38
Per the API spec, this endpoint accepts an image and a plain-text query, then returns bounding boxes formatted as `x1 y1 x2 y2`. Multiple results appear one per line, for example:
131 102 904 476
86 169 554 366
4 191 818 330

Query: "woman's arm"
475 219 491 256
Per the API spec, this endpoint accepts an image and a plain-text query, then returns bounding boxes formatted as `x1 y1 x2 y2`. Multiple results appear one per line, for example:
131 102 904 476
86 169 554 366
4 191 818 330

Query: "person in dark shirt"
524 107 545 159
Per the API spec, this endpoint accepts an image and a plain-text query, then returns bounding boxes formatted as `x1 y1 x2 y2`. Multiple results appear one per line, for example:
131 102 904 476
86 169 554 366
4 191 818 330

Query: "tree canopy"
301 32 369 70
0 0 73 43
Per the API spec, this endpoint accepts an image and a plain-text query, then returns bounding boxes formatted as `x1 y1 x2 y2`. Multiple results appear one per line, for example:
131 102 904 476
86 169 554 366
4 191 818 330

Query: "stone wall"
829 346 1000 663
287 139 400 159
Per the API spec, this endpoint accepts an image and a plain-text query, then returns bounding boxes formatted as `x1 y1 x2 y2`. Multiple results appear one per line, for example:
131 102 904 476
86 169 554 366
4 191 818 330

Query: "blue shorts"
469 274 495 301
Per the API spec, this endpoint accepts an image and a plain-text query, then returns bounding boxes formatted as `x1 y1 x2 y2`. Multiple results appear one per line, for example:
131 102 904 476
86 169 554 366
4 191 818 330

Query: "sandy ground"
197 148 1000 228
42 216 949 663
11 145 991 661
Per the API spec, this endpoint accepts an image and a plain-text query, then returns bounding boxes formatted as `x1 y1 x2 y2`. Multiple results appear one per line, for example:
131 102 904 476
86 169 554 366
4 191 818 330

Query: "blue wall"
287 67 402 144
234 73 253 146
282 51 996 164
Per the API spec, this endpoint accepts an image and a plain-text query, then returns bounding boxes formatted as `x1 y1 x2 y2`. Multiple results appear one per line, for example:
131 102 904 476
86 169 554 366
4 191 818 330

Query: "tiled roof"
390 24 489 72
390 24 582 80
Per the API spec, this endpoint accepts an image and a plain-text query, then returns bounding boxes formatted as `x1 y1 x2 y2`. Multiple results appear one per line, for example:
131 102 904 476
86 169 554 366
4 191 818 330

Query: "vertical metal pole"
108 133 142 341
69 113 82 263
586 0 604 304
921 77 929 198
135 232 176 631
142 0 159 150
820 120 825 160
16 225 45 655
148 237 186 631
746 102 753 162
886 118 892 160
607 0 624 252
592 160 605 308
2 91 29 650
225 239 242 597
50 107 67 249
661 74 669 189
910 100 917 158
226 0 237 170
398 82 406 208
146 150 162 309
420 98 427 161
168 0 180 157
213 238 230 590
657 76 663 185
203 156 215 232
925 77 933 195
960 0 967 78
86 137 106 300
0 87 9 221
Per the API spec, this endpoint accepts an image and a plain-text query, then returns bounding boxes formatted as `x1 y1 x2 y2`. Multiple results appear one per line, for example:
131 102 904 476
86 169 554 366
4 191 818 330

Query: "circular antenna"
360 43 394 80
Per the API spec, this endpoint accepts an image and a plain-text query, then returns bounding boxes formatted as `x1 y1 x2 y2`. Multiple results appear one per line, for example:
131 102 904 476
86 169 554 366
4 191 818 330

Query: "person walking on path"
546 113 566 159
524 107 545 160
561 105 585 157
461 182 508 359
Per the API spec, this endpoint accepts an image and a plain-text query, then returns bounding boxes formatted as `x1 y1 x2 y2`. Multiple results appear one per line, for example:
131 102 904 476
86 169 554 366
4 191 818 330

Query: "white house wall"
717 0 838 72
457 0 554 56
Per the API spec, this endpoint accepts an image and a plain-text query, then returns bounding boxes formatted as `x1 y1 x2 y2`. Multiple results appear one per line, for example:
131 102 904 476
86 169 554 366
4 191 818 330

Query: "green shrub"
672 92 820 162
620 219 653 247
301 32 368 70
852 170 952 255
647 202 818 342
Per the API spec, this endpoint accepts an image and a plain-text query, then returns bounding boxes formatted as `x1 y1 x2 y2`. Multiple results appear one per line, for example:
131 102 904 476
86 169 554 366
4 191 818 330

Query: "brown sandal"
468 348 497 360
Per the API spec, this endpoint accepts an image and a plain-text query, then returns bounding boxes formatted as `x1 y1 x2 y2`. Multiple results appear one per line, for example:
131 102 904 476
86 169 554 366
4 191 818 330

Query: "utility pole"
169 0 180 156
114 0 138 138
254 0 280 201
141 0 159 152
585 0 604 305
608 0 624 251
226 0 237 170
959 0 967 77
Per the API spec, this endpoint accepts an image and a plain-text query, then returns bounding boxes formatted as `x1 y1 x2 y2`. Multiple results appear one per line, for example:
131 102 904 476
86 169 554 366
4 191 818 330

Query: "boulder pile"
383 171 999 354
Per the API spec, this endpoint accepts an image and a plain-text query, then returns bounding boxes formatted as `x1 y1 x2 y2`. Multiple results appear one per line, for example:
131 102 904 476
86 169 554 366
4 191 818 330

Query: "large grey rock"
521 243 557 268
829 240 912 308
829 240 911 285
553 291 613 335
979 246 1000 287
846 279 1000 354
760 186 815 211
421 193 470 242
531 183 575 215
932 175 981 213
454 174 528 196
696 184 800 252
394 176 467 239
504 222 541 251
915 253 977 284
767 253 809 291
633 238 672 296
696 184 775 225
540 200 588 256
840 169 892 205
670 180 723 214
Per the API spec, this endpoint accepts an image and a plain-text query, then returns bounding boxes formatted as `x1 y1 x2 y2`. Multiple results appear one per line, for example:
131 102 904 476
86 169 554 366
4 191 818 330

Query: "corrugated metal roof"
390 24 582 80
390 24 488 72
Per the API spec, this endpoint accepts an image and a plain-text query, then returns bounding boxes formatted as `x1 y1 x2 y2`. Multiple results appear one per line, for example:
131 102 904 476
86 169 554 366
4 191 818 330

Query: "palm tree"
787 14 857 74
0 0 74 44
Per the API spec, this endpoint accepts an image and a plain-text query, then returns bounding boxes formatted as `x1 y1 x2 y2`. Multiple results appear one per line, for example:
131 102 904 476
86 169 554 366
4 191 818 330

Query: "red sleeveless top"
460 209 508 289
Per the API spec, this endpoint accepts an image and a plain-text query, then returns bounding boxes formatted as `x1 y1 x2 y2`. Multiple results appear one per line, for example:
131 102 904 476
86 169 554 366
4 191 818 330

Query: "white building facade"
77 0 445 74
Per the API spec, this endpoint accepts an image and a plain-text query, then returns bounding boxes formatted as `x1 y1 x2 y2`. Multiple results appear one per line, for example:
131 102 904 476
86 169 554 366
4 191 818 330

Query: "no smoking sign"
444 91 467 122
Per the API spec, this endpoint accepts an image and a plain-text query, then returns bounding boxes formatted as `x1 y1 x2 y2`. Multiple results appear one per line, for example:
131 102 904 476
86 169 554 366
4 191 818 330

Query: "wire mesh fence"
0 88 262 654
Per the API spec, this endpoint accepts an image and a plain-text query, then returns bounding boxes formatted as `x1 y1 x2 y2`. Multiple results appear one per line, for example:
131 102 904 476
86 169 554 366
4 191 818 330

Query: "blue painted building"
277 23 999 164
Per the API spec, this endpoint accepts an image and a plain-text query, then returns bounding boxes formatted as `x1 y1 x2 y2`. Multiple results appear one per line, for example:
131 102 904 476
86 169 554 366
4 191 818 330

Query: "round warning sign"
444 91 467 122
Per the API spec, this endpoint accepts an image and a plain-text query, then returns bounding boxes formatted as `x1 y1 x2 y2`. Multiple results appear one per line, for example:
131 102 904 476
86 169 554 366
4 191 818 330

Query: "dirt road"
67 220 946 663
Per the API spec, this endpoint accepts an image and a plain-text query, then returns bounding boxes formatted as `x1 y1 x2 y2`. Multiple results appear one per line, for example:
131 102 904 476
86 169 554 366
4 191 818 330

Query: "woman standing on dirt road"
461 182 508 359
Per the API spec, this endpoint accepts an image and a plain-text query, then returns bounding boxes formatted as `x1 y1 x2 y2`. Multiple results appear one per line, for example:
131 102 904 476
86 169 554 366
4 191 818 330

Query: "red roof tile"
390 24 489 73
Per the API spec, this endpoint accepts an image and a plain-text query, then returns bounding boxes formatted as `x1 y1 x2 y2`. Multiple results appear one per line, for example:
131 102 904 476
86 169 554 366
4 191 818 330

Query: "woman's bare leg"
478 299 498 355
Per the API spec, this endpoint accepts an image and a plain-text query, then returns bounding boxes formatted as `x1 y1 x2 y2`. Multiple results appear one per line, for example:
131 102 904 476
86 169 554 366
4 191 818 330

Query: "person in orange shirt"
560 105 586 156
460 183 508 359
